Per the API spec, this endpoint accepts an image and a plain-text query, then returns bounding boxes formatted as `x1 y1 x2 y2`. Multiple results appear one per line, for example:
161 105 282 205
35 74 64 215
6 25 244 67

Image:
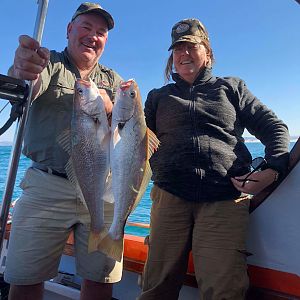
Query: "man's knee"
9 282 44 300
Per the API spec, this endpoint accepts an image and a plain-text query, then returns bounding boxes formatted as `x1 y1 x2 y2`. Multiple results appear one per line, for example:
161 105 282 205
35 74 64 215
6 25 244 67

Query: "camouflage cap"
168 18 209 51
71 2 114 30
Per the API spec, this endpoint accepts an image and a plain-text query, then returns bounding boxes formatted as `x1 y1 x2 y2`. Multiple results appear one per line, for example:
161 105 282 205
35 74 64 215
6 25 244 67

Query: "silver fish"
58 79 110 253
98 79 159 261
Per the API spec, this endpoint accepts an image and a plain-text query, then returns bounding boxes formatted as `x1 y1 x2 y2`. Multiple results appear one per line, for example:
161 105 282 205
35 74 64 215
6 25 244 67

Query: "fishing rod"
0 75 29 136
0 0 49 253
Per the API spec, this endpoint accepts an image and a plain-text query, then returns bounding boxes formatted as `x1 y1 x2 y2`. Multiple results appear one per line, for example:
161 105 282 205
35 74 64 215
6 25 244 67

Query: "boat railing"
250 137 300 212
126 222 150 229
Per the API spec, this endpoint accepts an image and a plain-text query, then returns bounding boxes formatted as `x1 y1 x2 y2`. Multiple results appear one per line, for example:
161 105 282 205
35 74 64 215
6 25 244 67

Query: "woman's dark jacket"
144 67 290 202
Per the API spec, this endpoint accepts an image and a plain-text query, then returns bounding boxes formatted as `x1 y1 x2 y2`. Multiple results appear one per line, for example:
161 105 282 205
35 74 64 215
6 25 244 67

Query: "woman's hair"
164 39 215 83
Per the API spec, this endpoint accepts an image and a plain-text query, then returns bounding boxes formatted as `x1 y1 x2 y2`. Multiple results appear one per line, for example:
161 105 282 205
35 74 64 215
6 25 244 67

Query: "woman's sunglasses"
235 157 267 187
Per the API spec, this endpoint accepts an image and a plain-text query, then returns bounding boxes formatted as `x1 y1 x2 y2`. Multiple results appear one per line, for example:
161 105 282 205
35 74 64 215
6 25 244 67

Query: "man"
4 3 123 300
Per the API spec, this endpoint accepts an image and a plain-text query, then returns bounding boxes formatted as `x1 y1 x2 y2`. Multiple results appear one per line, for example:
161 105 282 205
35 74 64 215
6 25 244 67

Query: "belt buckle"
46 167 67 179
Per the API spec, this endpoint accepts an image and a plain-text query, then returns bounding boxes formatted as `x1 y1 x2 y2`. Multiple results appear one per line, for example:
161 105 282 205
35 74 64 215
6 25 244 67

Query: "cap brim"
92 8 114 30
73 8 114 30
168 35 202 51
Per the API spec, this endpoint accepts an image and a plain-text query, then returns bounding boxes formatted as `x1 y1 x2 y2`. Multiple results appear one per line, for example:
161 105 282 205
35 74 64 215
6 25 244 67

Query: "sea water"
0 142 296 237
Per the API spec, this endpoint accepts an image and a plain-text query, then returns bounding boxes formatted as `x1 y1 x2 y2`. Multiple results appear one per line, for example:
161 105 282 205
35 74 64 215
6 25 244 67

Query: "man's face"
67 13 108 67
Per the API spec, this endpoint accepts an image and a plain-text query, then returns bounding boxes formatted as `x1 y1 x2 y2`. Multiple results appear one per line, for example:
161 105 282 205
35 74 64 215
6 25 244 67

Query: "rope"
0 102 24 136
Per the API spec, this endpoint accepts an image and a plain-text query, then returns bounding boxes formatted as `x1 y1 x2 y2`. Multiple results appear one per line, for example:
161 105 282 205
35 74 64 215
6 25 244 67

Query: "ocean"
0 142 296 237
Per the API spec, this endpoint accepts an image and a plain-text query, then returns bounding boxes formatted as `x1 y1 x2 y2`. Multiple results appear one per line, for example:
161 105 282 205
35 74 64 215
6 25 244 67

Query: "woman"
139 18 289 300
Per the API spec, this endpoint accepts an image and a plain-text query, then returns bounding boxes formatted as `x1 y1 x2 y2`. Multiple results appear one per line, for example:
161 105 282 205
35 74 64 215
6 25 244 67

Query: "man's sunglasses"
235 157 267 187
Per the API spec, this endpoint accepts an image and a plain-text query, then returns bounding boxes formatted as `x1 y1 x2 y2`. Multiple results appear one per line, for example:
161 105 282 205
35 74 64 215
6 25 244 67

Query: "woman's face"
173 42 209 84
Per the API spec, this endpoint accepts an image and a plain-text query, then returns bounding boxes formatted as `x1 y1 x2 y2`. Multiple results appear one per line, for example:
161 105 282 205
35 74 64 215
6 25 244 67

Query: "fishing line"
0 102 9 114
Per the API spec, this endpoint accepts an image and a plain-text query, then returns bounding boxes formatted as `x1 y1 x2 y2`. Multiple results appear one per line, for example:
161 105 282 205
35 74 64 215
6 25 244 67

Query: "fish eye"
77 88 83 95
129 91 136 98
118 122 125 130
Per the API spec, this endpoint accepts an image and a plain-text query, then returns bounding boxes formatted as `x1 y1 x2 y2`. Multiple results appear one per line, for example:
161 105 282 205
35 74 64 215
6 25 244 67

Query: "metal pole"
0 0 49 253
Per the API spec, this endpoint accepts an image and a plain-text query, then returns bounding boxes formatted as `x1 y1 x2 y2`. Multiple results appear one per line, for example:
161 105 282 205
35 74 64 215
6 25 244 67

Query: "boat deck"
1 138 300 299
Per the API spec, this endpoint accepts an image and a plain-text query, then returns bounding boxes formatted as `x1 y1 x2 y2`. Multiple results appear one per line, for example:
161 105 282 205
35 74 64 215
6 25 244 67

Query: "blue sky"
0 0 299 142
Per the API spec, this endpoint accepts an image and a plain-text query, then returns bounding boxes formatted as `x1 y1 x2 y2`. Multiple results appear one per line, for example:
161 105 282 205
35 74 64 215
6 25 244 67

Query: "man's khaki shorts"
4 167 122 285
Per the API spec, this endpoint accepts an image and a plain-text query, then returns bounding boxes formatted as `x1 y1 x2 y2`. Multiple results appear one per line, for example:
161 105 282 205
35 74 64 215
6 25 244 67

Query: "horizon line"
1 136 299 146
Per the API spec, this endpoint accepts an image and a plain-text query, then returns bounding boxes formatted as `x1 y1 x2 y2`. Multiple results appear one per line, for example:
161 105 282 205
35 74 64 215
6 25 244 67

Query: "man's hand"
11 35 50 81
98 89 113 124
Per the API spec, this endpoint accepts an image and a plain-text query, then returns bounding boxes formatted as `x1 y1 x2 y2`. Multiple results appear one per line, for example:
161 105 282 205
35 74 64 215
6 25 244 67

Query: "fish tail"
97 234 124 262
88 228 108 253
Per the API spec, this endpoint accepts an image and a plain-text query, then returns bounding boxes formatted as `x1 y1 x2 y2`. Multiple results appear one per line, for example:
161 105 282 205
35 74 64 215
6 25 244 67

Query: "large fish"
98 79 159 262
58 79 110 253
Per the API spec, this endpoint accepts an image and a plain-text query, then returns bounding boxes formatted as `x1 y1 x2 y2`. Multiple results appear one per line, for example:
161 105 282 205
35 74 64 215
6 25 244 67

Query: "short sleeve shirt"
22 48 123 172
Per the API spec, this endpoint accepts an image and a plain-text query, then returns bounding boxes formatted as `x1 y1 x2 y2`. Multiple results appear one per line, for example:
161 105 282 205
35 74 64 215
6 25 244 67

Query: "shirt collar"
171 67 214 87
63 48 99 80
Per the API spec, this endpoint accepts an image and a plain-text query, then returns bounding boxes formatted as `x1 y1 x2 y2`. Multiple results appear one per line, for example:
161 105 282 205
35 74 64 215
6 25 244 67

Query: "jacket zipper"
190 86 202 200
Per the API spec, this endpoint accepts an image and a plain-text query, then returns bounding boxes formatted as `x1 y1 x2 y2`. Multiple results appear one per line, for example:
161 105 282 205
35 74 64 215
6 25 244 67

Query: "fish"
58 78 110 253
98 79 160 262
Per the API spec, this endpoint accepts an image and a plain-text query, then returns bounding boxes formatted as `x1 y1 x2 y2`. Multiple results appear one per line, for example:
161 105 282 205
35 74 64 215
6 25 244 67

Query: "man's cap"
168 18 209 51
71 2 114 30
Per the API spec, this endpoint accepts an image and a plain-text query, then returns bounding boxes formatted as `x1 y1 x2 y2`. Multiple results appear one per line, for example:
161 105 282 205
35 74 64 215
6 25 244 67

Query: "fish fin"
88 228 108 253
98 234 124 262
57 129 72 155
131 161 152 212
65 159 87 208
101 130 112 204
112 126 121 147
65 159 77 186
103 171 114 203
57 129 88 204
146 128 160 159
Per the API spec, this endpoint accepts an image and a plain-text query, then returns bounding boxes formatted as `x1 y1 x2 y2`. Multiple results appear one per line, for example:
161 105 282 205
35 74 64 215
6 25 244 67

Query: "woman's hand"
231 168 279 195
